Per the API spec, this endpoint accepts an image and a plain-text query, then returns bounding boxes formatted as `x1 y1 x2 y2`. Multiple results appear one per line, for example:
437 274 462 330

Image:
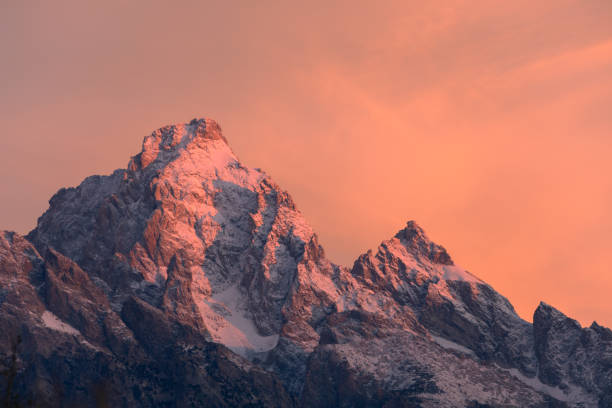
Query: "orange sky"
2 1 612 327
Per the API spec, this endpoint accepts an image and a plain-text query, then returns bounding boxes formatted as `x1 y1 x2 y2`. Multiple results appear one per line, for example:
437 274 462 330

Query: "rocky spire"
394 220 454 265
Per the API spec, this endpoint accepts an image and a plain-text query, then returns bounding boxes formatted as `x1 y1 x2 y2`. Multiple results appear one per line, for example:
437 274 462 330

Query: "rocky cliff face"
1 119 610 407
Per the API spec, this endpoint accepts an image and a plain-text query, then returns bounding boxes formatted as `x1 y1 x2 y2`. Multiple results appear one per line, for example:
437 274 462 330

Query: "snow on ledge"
41 311 80 336
431 335 477 357
440 265 482 283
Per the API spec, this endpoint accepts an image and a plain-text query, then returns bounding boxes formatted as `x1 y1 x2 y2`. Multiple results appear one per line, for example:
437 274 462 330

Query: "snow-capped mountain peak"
129 118 234 171
3 119 611 407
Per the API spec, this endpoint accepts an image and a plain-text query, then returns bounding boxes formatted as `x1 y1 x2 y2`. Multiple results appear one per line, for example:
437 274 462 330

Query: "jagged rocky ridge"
1 118 611 407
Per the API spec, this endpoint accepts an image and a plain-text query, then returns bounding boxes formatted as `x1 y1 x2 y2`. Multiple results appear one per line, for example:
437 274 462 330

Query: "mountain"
1 118 610 407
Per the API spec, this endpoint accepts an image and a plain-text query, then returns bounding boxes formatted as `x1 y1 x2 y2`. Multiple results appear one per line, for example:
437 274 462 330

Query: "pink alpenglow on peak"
28 118 338 366
130 118 230 171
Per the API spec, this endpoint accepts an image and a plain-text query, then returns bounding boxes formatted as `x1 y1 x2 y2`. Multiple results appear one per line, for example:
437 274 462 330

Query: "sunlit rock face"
0 118 610 406
28 119 338 358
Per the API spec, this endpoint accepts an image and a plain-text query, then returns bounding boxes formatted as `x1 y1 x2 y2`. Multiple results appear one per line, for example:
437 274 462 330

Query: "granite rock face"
1 119 610 407
0 230 292 408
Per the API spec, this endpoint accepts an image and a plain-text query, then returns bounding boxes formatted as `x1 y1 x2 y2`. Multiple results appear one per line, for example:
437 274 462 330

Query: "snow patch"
197 286 279 357
440 265 482 283
502 367 596 405
431 335 476 357
41 311 80 336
